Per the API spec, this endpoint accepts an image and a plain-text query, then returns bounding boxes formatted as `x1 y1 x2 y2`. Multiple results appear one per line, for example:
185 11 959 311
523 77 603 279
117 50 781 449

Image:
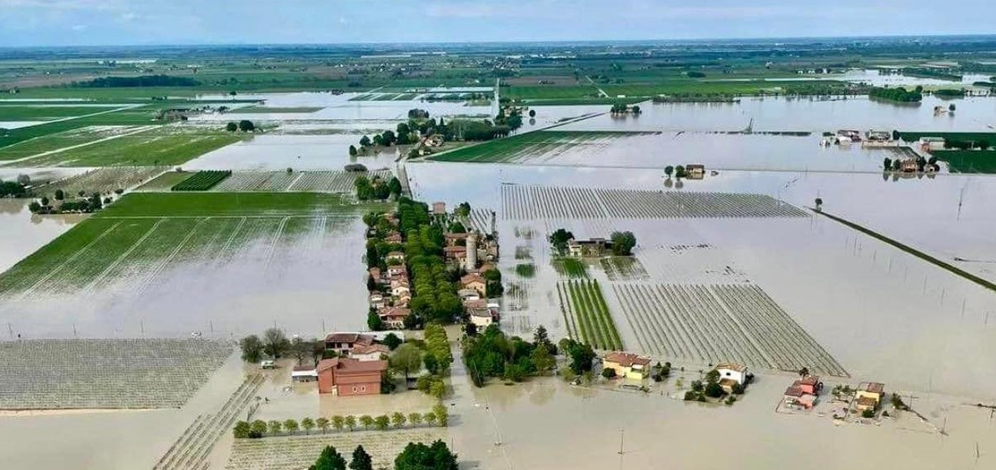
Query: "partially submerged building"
855 382 885 412
567 238 614 258
603 352 652 380
317 357 387 396
714 363 750 394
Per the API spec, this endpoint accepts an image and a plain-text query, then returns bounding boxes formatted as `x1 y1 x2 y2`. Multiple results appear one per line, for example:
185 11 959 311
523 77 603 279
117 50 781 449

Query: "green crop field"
134 171 195 191
562 279 623 350
553 257 589 279
9 127 244 167
932 150 996 173
0 105 125 120
0 126 143 161
171 170 232 191
899 132 996 142
429 130 655 163
0 192 386 298
94 192 383 218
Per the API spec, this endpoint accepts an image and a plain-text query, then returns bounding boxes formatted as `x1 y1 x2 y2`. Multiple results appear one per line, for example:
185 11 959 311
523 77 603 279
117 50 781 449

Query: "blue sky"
0 0 994 47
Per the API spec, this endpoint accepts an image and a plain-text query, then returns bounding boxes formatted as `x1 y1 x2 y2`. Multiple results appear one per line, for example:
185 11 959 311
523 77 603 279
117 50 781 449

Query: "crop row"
501 184 807 220
38 166 167 198
562 279 623 350
612 283 847 376
0 339 233 409
210 170 393 193
172 170 232 191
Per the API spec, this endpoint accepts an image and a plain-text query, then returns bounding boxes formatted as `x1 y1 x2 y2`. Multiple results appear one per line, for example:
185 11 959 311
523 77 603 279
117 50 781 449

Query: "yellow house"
855 382 885 411
603 352 651 380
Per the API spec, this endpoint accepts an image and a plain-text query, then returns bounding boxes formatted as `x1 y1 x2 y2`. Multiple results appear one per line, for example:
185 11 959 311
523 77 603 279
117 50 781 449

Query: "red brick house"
324 332 374 354
317 357 387 396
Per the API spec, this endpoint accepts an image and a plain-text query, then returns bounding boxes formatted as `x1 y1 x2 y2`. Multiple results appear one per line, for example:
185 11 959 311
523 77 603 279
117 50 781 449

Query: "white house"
469 307 497 328
715 363 749 393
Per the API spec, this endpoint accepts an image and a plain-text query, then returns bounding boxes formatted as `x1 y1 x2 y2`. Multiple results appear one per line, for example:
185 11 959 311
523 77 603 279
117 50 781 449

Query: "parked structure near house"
715 363 749 393
350 343 390 362
567 238 614 258
324 332 374 354
317 357 387 396
855 382 885 412
603 352 651 380
291 365 318 383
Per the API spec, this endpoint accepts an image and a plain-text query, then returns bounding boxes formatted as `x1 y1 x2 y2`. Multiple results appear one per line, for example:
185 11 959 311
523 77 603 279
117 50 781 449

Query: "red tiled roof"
461 273 485 285
604 352 651 368
444 246 467 254
352 344 390 355
318 357 388 374
800 375 820 386
325 333 374 345
379 307 411 319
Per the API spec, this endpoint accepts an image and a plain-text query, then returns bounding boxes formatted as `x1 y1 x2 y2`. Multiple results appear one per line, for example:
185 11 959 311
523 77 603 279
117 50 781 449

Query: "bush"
704 382 725 398
862 408 876 419
601 368 617 379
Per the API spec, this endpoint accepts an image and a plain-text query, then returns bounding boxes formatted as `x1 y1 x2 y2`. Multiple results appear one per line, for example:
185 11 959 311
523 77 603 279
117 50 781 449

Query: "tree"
283 418 299 434
291 337 312 365
359 415 374 430
394 440 458 470
949 103 956 112
602 368 617 379
382 333 402 350
301 417 315 435
316 417 330 434
391 411 407 428
705 382 725 398
705 369 721 384
344 415 357 431
41 196 49 206
675 165 687 178
548 228 574 254
359 135 371 147
374 415 390 431
349 145 358 157
798 367 810 377
312 445 347 470
268 420 282 436
423 411 437 426
388 177 403 198
233 420 251 438
610 231 637 256
331 415 345 432
529 109 536 118
433 402 448 426
54 189 64 200
238 120 255 132
883 157 892 171
367 311 385 331
239 335 264 363
263 328 290 358
408 412 423 427
226 122 238 132
531 344 556 374
349 445 373 470
390 343 423 380
250 420 267 438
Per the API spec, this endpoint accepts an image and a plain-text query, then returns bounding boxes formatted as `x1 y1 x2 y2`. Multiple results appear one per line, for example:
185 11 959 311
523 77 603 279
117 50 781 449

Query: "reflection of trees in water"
528 379 556 407
0 199 27 216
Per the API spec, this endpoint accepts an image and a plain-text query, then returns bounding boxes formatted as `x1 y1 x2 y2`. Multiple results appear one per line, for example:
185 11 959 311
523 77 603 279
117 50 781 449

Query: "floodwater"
0 199 83 273
184 134 399 171
709 68 993 87
0 216 371 340
494 131 909 173
190 92 493 122
0 121 46 129
406 162 996 400
559 95 996 132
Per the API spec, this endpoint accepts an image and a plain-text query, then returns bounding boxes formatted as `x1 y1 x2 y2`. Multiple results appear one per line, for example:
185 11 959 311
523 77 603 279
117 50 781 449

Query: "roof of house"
444 245 468 254
444 232 469 240
386 251 405 258
318 357 388 374
856 396 879 408
463 299 488 309
715 363 748 373
461 273 486 285
784 385 807 397
351 344 390 355
799 375 820 386
604 352 651 368
379 307 411 319
325 333 374 345
457 288 480 298
863 382 885 394
468 307 495 318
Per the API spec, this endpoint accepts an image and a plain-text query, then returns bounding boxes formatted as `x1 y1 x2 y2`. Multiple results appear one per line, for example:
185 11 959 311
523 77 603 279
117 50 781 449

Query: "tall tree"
263 328 290 358
312 445 347 470
349 445 373 470
390 343 423 380
239 335 264 363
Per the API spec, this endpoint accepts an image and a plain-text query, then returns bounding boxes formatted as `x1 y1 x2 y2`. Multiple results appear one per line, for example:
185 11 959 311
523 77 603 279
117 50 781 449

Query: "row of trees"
225 120 256 132
869 86 923 103
610 103 641 114
0 179 27 198
28 191 106 214
233 403 448 439
398 198 463 325
663 165 689 179
305 440 457 470
239 328 323 366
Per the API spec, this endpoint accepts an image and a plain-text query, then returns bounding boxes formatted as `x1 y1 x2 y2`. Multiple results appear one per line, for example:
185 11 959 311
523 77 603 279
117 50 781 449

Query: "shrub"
862 408 875 419
601 368 617 379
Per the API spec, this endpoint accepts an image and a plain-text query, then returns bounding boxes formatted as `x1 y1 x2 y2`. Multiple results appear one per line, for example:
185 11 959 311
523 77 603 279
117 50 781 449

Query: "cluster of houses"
782 375 823 410
291 332 397 396
823 129 897 147
366 212 415 329
601 352 753 394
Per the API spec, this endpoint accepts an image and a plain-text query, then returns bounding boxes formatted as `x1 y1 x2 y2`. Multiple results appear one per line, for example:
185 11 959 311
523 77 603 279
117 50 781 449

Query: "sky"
0 0 994 47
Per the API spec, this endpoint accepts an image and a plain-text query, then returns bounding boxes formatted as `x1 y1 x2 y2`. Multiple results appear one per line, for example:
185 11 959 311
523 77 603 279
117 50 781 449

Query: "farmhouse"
715 363 750 394
855 382 885 412
349 343 390 362
460 273 487 296
378 306 411 329
468 307 498 328
685 164 705 180
783 376 822 410
567 238 614 258
317 357 387 396
603 352 651 379
324 332 374 354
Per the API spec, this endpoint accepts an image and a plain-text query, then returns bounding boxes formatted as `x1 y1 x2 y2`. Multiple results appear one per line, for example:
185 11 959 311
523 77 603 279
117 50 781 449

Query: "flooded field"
0 193 381 339
184 134 399 171
0 199 83 273
559 95 996 132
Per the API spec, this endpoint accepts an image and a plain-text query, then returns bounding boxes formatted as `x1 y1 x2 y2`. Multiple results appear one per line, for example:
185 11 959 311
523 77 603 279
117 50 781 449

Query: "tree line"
304 439 457 470
232 403 448 439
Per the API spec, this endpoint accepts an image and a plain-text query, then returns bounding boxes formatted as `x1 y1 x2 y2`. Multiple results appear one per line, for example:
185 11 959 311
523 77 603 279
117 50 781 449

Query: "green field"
898 132 996 143
95 192 381 218
9 127 244 167
553 257 589 278
429 130 655 163
0 105 125 120
932 150 996 173
134 171 195 191
564 279 623 351
0 126 141 161
0 192 384 298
